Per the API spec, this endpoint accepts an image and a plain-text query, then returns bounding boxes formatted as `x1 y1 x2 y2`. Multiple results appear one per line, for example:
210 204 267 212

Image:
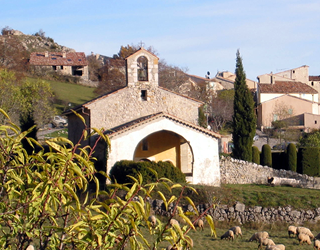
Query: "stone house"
29 51 89 81
64 48 221 186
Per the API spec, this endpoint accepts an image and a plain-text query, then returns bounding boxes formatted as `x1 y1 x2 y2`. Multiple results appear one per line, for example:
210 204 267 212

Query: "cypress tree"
261 144 272 167
286 143 297 172
232 50 256 161
252 146 260 165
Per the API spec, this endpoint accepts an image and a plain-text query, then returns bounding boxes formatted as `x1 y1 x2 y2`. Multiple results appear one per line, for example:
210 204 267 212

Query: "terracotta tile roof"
105 112 221 139
259 81 317 94
29 51 87 66
309 76 320 81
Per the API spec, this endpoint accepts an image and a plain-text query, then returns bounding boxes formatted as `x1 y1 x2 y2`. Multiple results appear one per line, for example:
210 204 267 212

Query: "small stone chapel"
65 48 221 186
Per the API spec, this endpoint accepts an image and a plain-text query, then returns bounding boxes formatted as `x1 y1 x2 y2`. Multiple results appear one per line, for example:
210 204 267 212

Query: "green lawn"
47 79 97 113
155 184 320 211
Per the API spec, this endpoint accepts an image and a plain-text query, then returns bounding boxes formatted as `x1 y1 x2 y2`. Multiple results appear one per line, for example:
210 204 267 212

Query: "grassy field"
154 184 320 211
135 221 320 250
47 79 97 113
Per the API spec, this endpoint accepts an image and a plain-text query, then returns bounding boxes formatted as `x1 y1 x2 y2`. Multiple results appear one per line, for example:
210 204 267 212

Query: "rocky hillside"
0 29 74 53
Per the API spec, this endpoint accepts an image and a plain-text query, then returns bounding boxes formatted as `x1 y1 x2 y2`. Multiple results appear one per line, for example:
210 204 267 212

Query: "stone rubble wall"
149 198 320 225
219 156 320 189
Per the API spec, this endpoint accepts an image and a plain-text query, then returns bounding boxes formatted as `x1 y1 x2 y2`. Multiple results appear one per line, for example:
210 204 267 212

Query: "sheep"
275 244 286 250
249 231 269 242
195 219 204 231
298 233 312 245
170 219 180 228
265 246 283 250
258 238 275 249
297 227 314 239
148 215 157 227
314 239 320 250
183 238 193 250
287 225 297 237
221 230 234 241
265 246 279 250
229 226 242 238
26 245 35 250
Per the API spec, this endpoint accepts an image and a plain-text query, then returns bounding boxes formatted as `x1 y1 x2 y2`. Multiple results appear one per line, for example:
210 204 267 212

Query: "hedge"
109 160 186 184
297 147 320 176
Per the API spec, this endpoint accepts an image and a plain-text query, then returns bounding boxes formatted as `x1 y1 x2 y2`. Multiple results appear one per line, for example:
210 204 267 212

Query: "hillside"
0 28 74 54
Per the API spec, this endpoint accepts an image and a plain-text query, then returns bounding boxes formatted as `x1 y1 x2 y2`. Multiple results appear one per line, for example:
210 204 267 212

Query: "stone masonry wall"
149 198 320 225
219 156 320 189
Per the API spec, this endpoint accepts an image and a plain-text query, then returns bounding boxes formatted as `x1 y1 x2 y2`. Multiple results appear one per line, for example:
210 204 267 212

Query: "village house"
256 67 320 131
214 71 257 90
64 48 221 186
29 51 89 81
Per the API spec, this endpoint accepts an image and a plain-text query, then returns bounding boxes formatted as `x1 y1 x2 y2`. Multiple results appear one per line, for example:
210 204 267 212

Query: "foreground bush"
0 109 213 249
109 160 187 184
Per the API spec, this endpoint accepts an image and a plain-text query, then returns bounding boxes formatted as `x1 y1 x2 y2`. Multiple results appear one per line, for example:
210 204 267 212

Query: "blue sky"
1 0 320 80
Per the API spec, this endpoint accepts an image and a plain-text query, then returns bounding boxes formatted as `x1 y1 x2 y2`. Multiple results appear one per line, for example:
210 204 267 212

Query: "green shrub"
198 106 207 128
298 147 320 176
109 160 186 184
261 144 272 167
286 143 297 172
252 146 260 165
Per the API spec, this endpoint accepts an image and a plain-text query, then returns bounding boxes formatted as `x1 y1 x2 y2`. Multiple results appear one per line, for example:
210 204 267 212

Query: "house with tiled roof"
257 65 310 85
29 51 89 81
257 79 320 130
64 48 221 186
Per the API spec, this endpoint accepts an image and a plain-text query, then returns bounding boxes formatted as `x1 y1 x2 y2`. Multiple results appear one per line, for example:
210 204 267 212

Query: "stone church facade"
65 48 221 186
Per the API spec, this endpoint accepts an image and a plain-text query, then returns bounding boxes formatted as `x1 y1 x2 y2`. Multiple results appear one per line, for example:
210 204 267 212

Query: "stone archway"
133 130 194 175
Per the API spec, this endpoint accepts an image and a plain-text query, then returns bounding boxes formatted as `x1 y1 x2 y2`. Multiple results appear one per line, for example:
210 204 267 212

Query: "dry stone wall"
148 198 320 225
219 156 320 189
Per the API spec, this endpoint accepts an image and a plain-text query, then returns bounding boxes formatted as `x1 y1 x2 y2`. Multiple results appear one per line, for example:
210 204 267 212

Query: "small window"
142 138 148 151
141 90 147 101
52 66 56 70
288 109 293 115
78 59 82 61
68 59 72 61
273 114 278 121
312 81 314 86
315 120 318 125
61 66 63 70
52 58 57 60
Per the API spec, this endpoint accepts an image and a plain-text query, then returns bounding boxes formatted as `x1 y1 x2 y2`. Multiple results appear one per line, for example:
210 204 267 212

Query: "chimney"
62 51 67 58
45 51 48 57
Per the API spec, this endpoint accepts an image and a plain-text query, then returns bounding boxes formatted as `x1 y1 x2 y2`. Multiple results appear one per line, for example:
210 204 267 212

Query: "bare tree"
209 89 234 132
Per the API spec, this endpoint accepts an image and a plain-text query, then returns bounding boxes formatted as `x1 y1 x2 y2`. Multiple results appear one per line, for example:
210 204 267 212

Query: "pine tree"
232 50 256 161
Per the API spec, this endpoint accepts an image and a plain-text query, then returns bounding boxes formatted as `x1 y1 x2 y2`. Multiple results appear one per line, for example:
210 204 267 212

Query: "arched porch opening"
133 130 194 175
